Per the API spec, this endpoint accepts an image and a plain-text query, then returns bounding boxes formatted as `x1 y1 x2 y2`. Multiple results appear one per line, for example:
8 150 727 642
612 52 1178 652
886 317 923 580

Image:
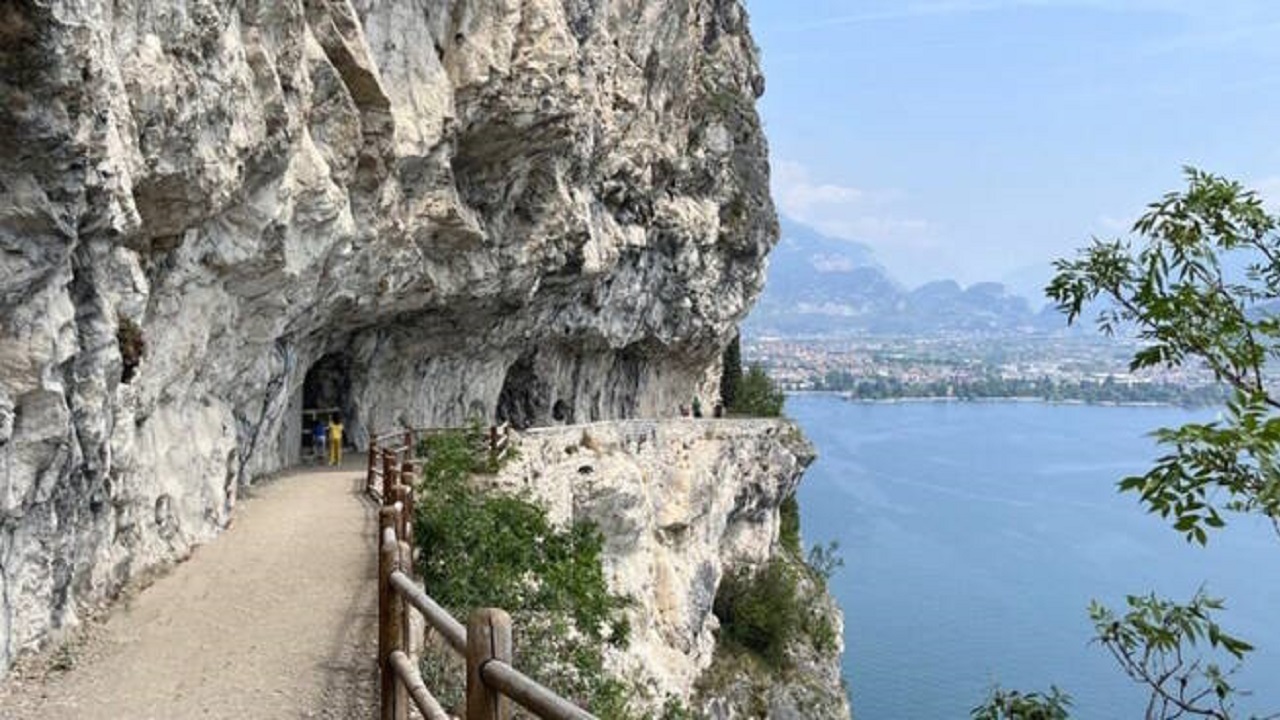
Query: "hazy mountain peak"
747 218 1061 337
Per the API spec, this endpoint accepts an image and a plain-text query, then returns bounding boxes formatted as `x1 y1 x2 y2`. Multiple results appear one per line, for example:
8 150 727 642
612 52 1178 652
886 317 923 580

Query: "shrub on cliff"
779 495 802 556
413 428 636 716
734 365 785 417
721 332 742 409
714 558 802 668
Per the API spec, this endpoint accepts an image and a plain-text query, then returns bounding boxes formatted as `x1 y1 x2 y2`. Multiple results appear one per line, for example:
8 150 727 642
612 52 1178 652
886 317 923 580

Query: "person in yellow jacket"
328 414 345 466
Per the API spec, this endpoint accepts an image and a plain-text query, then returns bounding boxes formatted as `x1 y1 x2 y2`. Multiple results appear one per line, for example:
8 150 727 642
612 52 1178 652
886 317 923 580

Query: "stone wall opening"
302 353 354 455
495 353 551 430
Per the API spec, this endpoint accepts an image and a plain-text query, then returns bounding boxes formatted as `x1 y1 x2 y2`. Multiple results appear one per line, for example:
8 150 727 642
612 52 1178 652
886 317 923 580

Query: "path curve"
0 462 377 719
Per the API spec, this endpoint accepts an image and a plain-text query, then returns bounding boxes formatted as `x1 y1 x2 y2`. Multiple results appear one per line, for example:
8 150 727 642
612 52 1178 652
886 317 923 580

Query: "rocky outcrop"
0 0 776 672
484 419 850 718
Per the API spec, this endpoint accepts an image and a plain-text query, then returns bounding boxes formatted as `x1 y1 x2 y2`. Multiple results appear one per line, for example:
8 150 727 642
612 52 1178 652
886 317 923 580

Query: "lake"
788 394 1280 719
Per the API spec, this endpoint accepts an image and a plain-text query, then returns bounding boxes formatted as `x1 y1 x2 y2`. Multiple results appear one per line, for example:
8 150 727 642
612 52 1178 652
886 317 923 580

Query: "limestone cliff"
0 0 776 672
485 419 850 719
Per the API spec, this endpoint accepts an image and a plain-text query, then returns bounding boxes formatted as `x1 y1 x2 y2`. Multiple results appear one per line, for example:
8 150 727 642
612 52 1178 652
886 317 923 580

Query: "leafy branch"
1047 168 1280 542
1089 591 1276 720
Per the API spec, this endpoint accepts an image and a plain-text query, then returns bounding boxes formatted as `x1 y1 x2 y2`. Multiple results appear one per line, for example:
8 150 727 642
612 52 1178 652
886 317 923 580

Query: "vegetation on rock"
714 558 804 668
733 365 786 417
721 332 743 410
413 427 637 717
713 487 842 670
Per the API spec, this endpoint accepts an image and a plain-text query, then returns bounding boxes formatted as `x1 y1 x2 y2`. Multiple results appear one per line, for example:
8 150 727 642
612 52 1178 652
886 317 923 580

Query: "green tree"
713 558 802 668
734 364 785 417
721 331 742 410
1048 168 1280 543
1041 169 1280 718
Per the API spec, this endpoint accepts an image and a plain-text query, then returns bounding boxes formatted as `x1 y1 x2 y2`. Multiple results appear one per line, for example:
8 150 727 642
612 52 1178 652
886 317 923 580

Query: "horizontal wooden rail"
368 423 596 720
481 659 597 720
389 650 450 720
390 571 466 655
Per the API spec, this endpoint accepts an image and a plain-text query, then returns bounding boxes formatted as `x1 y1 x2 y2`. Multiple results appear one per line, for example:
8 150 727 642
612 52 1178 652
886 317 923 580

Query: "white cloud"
771 160 936 250
772 161 865 214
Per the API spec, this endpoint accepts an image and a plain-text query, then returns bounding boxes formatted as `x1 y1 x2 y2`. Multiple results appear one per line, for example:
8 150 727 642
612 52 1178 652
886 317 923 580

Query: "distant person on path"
328 414 344 466
692 396 703 418
312 418 327 463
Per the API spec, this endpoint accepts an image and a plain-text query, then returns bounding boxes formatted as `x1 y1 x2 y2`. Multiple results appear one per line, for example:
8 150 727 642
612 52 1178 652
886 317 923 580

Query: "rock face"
0 0 776 672
486 419 849 718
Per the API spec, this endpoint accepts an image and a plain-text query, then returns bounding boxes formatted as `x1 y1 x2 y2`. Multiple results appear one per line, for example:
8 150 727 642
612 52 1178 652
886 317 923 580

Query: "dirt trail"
0 462 378 720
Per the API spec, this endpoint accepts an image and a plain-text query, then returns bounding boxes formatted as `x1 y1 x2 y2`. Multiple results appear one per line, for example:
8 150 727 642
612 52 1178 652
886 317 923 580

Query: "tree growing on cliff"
735 365 785 417
1038 169 1280 717
721 332 743 410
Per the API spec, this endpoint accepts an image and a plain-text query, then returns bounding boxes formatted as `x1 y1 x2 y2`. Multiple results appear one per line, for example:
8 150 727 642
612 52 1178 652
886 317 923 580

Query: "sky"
745 0 1280 292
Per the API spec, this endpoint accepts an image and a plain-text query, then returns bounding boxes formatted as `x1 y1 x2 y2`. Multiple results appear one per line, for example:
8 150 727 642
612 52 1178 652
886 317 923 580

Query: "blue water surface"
787 395 1280 719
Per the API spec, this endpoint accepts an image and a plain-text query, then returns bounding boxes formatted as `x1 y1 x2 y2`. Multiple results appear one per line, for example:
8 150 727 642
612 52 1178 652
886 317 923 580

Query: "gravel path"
0 462 378 719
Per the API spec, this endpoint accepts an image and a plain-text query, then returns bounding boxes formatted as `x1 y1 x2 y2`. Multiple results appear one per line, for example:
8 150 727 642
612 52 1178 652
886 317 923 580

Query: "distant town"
743 334 1230 406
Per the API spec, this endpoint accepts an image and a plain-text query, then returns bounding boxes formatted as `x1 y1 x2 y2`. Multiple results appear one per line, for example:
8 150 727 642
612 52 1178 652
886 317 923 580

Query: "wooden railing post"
379 506 397 549
379 530 407 720
466 608 512 720
391 486 409 545
398 539 413 670
367 438 379 494
404 429 413 452
401 480 415 569
382 449 397 504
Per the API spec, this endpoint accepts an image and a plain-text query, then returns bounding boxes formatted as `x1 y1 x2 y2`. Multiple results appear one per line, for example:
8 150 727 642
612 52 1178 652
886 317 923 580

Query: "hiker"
312 417 327 462
692 396 703 418
328 414 345 466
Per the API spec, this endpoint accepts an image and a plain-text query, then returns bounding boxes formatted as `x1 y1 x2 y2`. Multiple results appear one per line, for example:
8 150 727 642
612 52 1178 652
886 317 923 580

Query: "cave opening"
496 354 557 430
301 353 354 457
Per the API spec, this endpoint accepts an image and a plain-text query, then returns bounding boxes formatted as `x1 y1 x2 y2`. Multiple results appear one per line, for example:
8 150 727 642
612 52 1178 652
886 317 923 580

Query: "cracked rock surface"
0 0 776 673
489 419 849 718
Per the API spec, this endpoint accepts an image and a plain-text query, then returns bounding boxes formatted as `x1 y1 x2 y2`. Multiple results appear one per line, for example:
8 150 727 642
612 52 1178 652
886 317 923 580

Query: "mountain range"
745 218 1066 337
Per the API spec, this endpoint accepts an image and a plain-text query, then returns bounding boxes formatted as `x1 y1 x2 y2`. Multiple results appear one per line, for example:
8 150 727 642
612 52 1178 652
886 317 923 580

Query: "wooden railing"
366 425 595 720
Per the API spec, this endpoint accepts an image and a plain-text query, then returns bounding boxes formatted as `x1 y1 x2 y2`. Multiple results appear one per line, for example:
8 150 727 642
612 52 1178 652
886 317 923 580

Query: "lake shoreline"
784 390 1210 409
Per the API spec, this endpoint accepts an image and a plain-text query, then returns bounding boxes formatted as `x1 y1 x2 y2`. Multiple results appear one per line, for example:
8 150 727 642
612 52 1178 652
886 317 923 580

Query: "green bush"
720 333 742 410
805 541 844 584
803 609 839 656
779 495 801 557
413 428 635 716
734 365 785 417
713 558 802 668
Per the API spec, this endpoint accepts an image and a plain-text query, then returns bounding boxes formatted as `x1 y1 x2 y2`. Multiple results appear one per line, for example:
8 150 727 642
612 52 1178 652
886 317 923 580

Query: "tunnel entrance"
495 353 557 430
301 353 354 457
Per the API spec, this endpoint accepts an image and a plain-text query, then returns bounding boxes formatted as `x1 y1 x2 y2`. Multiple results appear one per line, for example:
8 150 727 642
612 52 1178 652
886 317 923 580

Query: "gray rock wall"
0 0 776 672
486 419 848 718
